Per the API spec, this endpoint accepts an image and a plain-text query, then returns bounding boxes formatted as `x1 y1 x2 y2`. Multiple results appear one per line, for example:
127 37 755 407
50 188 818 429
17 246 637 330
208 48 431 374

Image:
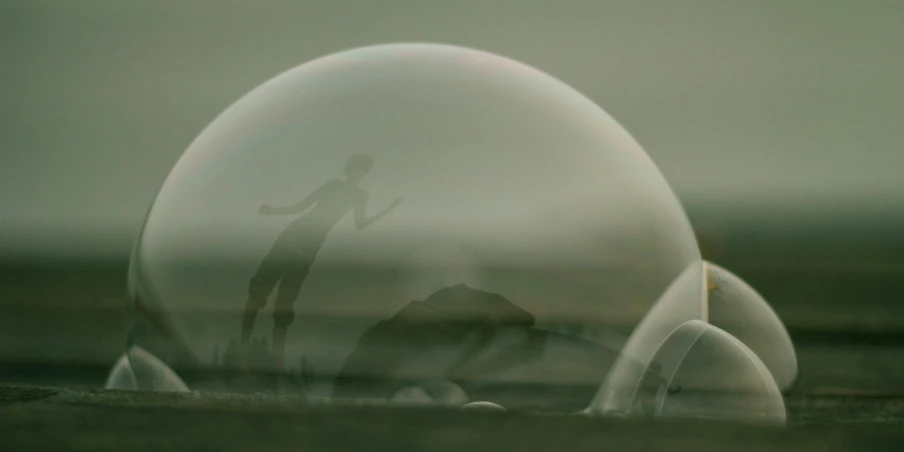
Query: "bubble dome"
109 43 790 423
704 262 798 391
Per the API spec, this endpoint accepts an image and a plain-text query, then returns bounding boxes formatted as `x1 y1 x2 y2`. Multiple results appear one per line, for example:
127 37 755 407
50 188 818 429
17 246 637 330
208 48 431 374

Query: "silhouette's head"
344 154 374 181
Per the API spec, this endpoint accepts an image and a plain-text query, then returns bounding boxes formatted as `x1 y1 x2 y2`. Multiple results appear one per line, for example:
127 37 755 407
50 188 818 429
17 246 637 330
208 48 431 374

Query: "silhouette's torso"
278 180 365 252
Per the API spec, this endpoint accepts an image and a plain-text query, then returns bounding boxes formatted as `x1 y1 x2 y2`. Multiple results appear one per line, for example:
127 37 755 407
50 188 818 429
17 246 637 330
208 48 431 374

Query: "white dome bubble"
105 353 138 390
589 262 705 413
705 262 798 391
105 346 190 392
391 385 433 405
658 321 786 424
117 43 785 421
591 320 786 424
389 378 469 406
462 401 507 411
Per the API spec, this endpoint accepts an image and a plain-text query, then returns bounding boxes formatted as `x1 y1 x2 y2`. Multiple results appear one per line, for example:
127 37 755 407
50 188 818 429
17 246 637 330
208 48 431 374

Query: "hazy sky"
2 0 903 258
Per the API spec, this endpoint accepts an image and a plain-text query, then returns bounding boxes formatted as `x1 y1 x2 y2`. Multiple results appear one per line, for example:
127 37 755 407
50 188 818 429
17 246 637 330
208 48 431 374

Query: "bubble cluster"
109 43 793 424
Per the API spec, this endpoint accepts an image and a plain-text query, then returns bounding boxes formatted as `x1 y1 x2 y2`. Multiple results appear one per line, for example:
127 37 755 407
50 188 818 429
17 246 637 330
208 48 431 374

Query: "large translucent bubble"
116 43 785 421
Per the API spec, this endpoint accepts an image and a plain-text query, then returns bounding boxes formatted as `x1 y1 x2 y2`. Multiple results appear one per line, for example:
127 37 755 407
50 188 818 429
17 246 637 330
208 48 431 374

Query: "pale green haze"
2 0 903 259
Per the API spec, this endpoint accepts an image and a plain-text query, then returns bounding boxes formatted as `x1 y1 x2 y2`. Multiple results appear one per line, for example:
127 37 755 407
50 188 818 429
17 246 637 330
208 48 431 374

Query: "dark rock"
420 284 535 327
332 284 619 411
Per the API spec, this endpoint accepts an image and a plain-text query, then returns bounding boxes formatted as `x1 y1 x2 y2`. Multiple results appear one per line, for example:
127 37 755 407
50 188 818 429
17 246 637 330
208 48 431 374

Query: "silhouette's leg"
243 245 285 346
271 260 312 374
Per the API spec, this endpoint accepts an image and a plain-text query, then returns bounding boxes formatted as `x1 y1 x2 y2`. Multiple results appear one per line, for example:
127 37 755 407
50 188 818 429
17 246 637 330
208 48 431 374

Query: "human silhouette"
241 154 402 374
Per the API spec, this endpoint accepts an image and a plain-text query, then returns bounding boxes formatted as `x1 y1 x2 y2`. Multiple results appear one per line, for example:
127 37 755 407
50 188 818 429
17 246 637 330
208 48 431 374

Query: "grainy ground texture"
1 382 903 452
2 226 904 451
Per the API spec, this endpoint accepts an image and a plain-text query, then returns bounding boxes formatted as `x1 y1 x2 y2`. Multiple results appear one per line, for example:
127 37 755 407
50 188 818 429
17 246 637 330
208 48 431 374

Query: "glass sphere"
112 43 784 421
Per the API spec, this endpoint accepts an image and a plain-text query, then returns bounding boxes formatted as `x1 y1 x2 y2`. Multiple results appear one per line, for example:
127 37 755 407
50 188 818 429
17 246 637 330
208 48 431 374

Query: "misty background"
3 0 903 261
1 1 903 386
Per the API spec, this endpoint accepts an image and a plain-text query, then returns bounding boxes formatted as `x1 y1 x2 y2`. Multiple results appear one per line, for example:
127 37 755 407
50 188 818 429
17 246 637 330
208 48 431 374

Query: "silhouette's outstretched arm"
261 182 329 215
354 194 403 230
